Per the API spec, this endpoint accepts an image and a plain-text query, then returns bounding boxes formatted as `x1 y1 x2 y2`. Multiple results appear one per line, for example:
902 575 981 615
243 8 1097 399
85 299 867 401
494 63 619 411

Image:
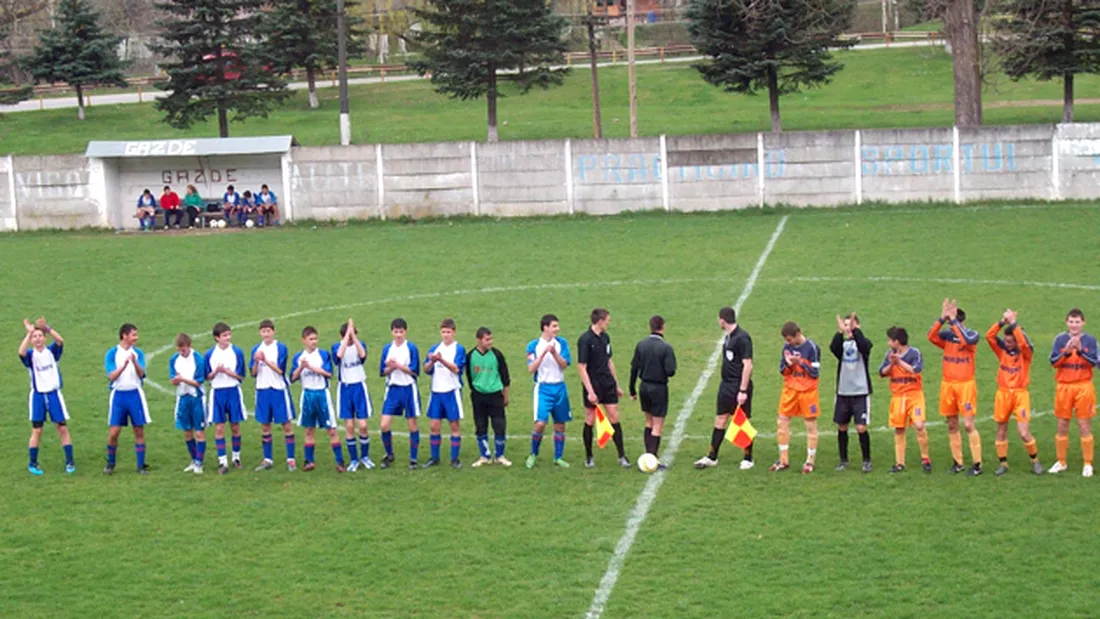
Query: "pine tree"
151 0 290 138
685 0 855 132
410 0 569 142
21 0 127 120
261 0 367 109
993 0 1100 123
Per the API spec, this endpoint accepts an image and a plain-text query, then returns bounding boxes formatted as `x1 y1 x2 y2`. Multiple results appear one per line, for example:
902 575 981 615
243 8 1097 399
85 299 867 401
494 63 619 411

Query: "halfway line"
584 215 789 619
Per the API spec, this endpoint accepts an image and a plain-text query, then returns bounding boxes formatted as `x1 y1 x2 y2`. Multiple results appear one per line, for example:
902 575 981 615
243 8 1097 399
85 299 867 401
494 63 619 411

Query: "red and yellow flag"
724 406 756 449
595 405 615 448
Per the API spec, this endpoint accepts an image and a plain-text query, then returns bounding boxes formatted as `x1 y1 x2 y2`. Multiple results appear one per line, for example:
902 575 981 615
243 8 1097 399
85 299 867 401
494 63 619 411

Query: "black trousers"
185 207 201 227
471 390 506 436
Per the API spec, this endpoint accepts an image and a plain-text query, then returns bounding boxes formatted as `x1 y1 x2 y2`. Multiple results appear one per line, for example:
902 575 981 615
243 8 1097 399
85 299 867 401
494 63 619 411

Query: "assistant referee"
630 315 677 466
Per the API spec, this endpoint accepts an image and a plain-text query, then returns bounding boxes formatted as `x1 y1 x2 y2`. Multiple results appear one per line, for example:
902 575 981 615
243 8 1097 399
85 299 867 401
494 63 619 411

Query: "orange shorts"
1054 382 1096 420
778 387 820 419
939 380 978 417
889 392 927 429
993 389 1031 424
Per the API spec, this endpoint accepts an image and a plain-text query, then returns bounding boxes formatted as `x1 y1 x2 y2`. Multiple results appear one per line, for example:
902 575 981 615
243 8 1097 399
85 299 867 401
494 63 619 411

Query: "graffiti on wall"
575 150 788 184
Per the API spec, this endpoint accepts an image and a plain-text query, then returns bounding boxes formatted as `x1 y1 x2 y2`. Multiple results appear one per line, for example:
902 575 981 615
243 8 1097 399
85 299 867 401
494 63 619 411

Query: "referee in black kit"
695 306 755 470
630 315 677 468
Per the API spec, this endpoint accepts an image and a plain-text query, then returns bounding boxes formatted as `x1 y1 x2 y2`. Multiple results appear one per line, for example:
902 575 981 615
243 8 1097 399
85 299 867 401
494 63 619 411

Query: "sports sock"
858 431 871 462
743 442 753 462
996 440 1009 462
410 430 420 462
777 425 790 465
1082 436 1094 465
477 434 490 459
450 435 461 462
29 446 39 466
1023 438 1038 459
583 423 594 459
382 431 394 457
63 443 74 465
284 434 295 461
216 437 227 464
346 438 359 462
231 435 242 461
949 431 963 465
430 433 442 461
837 429 849 462
107 444 117 466
359 435 370 460
331 441 344 464
257 215 264 226
186 439 197 461
644 427 652 452
135 443 146 469
554 430 566 460
645 433 655 455
807 427 818 464
709 427 724 460
1056 434 1069 465
653 435 662 457
196 440 206 463
304 442 316 463
894 433 906 465
494 434 506 459
531 431 544 456
967 429 982 464
916 428 930 460
611 423 626 458
262 433 273 461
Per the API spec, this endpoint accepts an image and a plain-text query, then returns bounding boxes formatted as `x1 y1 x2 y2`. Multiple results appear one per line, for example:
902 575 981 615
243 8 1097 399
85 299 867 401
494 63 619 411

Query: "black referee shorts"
583 376 619 407
833 394 870 426
639 382 669 418
717 381 753 417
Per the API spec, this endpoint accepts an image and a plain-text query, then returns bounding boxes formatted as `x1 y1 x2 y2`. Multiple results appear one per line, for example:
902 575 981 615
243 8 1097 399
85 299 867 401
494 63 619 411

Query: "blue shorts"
534 382 571 424
427 390 463 422
175 394 206 431
207 386 246 425
338 382 373 420
30 390 69 425
255 388 294 425
109 388 151 427
298 389 336 428
381 384 421 419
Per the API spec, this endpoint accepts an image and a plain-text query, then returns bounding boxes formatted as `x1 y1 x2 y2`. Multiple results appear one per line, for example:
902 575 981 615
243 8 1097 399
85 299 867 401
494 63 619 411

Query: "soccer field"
3 203 1099 618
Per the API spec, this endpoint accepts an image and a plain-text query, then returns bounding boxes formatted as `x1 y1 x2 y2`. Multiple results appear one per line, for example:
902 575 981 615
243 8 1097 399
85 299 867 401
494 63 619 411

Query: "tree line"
2 0 1098 137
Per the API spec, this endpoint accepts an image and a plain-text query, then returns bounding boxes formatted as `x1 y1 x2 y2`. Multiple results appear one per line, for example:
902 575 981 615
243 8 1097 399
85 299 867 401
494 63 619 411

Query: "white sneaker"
471 456 491 468
1084 464 1094 478
693 456 718 469
347 460 360 472
496 456 513 467
183 462 196 473
1048 461 1068 474
739 459 755 470
193 464 203 475
361 457 375 470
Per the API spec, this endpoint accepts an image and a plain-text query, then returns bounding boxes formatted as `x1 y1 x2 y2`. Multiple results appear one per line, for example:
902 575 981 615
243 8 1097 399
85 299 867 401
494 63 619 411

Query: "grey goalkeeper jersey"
837 339 870 396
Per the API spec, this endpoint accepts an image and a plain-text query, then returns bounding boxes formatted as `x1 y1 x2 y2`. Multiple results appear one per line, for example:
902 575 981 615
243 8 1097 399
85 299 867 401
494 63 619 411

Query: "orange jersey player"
769 322 821 474
927 298 983 476
985 310 1043 476
1047 308 1098 477
880 326 932 474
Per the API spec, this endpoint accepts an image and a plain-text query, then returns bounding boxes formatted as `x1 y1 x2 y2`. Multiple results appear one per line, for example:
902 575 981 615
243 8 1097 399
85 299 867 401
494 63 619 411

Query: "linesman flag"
595 404 615 448
724 406 756 449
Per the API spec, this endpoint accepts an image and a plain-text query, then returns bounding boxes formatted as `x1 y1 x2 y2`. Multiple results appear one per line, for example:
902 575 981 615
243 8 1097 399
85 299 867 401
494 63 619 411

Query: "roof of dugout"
85 136 299 158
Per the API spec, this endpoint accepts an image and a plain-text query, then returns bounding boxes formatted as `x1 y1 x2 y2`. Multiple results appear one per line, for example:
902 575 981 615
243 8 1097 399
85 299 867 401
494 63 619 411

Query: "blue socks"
531 431 543 456
304 443 316 463
215 437 227 459
450 435 461 462
231 435 241 458
285 434 295 461
554 431 566 460
410 431 420 462
495 435 506 459
331 442 344 464
135 443 146 469
430 434 442 461
359 435 370 460
29 447 39 466
382 431 394 457
63 443 74 465
346 438 359 462
262 433 273 461
196 440 206 463
477 434 491 459
186 439 197 461
107 444 117 466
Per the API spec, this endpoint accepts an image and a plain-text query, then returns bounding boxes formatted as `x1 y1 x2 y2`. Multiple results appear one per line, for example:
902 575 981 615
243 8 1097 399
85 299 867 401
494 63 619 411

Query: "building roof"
85 136 298 158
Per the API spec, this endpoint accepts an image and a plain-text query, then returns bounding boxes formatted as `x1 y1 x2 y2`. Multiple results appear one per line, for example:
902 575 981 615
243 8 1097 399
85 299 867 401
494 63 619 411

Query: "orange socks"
1083 436 1094 466
916 428 930 460
968 430 983 464
949 432 963 464
1056 435 1069 465
894 433 906 465
995 440 1009 461
1023 439 1038 459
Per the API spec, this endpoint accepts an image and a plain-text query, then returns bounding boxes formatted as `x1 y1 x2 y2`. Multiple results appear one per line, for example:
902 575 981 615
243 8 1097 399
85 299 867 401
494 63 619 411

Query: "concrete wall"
8 123 1100 229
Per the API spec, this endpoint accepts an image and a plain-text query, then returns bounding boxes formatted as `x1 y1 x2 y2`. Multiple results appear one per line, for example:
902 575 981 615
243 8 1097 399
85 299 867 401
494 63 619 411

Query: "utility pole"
627 0 637 137
586 0 602 139
337 0 351 145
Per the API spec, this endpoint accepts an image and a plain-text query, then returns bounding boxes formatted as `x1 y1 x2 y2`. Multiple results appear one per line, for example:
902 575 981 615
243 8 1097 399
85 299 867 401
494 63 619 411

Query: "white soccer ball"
217 220 226 229
245 219 255 229
637 453 659 473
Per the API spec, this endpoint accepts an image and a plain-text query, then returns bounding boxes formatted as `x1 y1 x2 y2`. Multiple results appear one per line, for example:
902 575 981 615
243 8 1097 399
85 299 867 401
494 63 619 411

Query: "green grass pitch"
2 202 1099 617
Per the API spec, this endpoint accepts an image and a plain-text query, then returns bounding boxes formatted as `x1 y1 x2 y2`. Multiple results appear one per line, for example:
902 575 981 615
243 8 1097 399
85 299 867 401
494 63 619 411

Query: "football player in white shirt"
524 314 573 469
104 323 151 475
423 318 468 469
379 318 422 470
291 326 346 472
251 319 297 472
169 333 207 474
333 318 374 472
204 322 248 475
19 317 74 476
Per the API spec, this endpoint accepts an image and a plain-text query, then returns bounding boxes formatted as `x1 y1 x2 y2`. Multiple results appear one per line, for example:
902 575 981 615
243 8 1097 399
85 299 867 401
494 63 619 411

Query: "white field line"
584 215 789 619
142 275 738 394
778 275 1100 292
807 203 1100 218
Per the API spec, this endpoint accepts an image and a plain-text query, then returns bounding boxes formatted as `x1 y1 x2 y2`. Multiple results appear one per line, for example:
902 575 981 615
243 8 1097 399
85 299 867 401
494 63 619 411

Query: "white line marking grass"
584 215 790 619
781 275 1100 292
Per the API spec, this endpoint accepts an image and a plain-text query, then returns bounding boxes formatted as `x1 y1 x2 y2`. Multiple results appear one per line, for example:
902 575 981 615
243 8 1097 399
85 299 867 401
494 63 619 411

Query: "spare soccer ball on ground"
637 453 659 473
217 220 227 229
245 219 255 229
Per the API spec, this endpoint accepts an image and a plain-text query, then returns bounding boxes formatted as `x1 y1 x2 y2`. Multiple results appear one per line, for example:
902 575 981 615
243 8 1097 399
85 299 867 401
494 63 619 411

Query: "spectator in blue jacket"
257 184 280 227
135 189 157 231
